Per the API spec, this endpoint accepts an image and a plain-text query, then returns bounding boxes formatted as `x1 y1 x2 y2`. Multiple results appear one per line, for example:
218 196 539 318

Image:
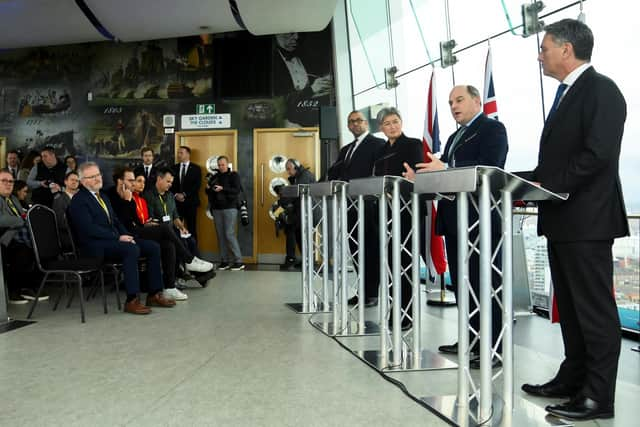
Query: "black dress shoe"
546 396 614 421
470 355 502 369
438 342 458 354
347 296 358 305
521 380 580 398
364 297 378 307
388 320 412 331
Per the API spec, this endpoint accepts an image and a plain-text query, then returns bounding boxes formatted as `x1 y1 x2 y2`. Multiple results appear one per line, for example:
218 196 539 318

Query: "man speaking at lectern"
521 19 627 421
404 84 508 368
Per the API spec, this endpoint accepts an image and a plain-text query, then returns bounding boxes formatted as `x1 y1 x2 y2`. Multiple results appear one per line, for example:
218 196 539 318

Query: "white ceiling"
0 0 338 49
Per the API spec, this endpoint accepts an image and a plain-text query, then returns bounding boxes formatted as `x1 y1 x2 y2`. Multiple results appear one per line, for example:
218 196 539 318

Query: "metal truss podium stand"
348 176 456 372
414 167 570 427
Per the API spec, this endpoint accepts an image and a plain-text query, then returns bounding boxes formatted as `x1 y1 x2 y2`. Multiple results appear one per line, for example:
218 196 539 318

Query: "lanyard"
5 197 19 216
158 194 167 216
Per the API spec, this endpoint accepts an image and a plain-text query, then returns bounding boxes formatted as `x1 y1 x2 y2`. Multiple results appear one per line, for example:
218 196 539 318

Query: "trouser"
347 200 380 298
285 223 302 260
212 209 242 263
176 201 198 242
136 223 194 288
548 240 620 405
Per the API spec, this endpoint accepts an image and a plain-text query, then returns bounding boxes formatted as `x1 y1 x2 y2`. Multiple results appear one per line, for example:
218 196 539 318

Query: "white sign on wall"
180 113 230 129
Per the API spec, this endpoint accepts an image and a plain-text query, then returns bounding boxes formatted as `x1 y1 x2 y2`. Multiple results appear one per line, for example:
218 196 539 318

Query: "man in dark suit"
133 146 157 192
328 110 384 307
68 162 176 315
171 146 201 241
405 85 508 367
520 19 627 421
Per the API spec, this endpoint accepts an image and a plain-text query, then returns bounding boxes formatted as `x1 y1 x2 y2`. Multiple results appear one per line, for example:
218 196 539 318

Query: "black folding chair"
26 205 105 323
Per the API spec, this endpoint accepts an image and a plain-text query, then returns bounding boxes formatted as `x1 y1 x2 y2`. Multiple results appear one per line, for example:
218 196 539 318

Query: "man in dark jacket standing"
520 19 627 421
328 110 384 306
171 145 201 241
205 156 244 271
27 146 66 207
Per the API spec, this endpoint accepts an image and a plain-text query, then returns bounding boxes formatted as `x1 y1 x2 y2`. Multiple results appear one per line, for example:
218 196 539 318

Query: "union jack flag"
422 70 441 156
483 47 499 120
421 69 447 276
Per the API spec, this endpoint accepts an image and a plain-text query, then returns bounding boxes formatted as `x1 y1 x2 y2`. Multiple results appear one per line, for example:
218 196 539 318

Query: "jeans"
212 209 242 263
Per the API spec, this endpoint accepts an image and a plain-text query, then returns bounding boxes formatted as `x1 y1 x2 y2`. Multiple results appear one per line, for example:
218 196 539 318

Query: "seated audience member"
64 155 77 173
12 180 30 209
107 167 213 300
51 171 80 250
26 146 65 207
0 169 45 304
144 167 200 257
67 162 175 314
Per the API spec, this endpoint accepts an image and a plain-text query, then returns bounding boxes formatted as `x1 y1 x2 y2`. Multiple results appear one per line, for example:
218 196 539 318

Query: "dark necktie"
345 140 358 164
145 166 150 178
179 164 186 191
10 168 17 179
448 126 467 167
547 83 568 121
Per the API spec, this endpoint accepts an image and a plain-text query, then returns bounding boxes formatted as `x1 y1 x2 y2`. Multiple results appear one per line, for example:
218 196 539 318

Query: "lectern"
415 166 569 427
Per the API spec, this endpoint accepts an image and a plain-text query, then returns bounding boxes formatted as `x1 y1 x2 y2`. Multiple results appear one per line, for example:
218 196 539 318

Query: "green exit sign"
196 104 215 114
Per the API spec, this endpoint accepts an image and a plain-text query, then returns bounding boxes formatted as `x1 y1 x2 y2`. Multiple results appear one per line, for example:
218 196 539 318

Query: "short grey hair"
377 107 402 125
544 19 593 61
466 85 481 99
78 161 99 179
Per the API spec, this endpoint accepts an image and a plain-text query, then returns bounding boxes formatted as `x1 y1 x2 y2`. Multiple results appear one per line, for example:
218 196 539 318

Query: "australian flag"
483 47 499 120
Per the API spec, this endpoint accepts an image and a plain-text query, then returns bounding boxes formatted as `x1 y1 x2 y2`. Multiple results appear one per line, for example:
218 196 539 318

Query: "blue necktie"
547 83 568 121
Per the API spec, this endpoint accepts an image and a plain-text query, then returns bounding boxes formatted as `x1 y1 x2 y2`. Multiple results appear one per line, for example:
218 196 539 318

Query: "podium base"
426 289 457 306
420 394 573 427
310 320 378 337
284 302 331 314
353 349 457 372
0 319 36 335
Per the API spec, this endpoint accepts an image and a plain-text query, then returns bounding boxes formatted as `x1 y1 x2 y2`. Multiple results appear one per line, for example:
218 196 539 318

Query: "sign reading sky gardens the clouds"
181 114 230 129
196 104 215 114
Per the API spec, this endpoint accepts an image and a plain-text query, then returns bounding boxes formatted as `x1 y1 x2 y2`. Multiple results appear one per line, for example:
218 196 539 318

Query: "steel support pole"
300 189 309 312
501 190 514 412
479 173 493 421
306 189 315 311
456 192 470 409
357 195 366 330
411 192 421 355
331 192 340 334
391 180 402 366
379 193 389 358
340 186 349 329
322 195 329 308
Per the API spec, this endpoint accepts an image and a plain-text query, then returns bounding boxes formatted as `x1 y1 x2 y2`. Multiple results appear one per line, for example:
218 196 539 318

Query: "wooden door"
174 130 237 256
253 128 319 263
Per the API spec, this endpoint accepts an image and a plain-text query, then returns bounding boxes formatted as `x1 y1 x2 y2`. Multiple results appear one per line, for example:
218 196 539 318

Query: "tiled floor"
1 268 638 426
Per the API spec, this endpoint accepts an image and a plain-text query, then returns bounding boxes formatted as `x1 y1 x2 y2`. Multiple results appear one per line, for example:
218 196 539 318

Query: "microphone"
373 152 398 176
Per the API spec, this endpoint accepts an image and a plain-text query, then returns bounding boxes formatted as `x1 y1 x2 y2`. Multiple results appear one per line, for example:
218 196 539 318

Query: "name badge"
162 215 171 223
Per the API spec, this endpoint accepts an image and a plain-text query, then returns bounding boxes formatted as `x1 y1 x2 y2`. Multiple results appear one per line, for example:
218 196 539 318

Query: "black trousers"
176 201 198 242
285 223 302 260
136 224 194 289
346 200 380 299
547 240 620 405
444 231 503 354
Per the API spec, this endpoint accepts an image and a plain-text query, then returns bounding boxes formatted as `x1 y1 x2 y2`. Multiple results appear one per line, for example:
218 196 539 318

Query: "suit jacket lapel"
541 66 594 143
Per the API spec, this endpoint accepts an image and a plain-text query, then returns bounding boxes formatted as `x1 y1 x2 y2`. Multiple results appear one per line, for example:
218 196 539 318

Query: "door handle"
261 163 265 207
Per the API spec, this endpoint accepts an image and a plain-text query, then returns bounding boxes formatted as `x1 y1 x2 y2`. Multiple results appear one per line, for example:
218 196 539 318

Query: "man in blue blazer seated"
68 162 176 315
404 85 509 368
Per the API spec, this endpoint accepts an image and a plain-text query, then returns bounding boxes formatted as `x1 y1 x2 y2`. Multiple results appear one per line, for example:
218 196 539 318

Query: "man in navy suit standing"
68 162 176 315
405 85 508 367
520 19 627 421
328 110 384 307
171 145 202 241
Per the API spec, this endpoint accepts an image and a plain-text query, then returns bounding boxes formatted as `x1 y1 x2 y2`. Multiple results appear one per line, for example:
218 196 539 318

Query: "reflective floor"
1 269 638 426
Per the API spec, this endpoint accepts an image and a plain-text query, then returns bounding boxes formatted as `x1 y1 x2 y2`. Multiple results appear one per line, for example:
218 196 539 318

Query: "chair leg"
100 272 107 314
76 273 85 323
113 269 122 311
27 273 49 319
53 285 64 311
67 286 75 308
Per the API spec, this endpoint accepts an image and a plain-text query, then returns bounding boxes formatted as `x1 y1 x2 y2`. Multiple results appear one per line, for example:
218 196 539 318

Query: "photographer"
205 156 244 271
279 158 315 270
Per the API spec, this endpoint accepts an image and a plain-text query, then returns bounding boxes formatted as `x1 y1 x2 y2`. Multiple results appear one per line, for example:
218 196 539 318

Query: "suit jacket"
328 133 385 181
436 114 509 237
171 162 202 207
373 133 423 177
532 67 628 242
0 194 26 247
133 164 157 192
68 186 128 249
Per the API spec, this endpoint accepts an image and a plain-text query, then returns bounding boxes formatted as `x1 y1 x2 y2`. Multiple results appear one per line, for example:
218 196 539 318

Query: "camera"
238 200 249 226
205 172 218 188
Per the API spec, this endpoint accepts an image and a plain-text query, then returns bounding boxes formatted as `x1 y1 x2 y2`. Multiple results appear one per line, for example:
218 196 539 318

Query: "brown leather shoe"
146 293 176 307
124 298 151 315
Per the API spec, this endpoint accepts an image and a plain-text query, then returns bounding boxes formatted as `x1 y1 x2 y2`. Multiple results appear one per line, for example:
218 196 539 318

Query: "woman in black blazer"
374 108 423 330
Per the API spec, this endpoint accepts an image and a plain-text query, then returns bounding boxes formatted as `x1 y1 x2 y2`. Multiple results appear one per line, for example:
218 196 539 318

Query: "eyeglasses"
83 173 102 180
0 179 14 184
348 118 364 124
